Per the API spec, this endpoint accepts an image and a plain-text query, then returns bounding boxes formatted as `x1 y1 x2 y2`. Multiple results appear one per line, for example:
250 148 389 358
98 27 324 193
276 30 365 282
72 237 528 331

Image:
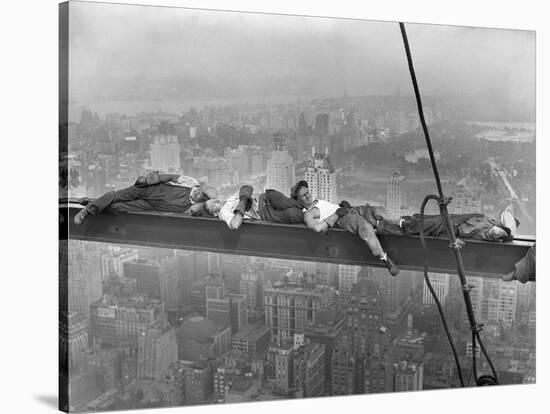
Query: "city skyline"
60 2 536 412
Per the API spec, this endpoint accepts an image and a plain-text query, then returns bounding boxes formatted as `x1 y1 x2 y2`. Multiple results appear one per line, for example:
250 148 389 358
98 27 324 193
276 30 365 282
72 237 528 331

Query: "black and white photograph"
57 1 538 412
5 0 547 413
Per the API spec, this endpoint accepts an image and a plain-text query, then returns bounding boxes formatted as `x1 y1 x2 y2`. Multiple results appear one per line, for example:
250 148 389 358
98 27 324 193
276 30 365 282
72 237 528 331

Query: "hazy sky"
68 1 535 110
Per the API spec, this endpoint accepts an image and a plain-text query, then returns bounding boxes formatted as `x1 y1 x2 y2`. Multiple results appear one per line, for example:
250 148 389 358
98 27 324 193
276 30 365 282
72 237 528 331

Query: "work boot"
381 254 400 277
234 185 253 215
74 208 90 225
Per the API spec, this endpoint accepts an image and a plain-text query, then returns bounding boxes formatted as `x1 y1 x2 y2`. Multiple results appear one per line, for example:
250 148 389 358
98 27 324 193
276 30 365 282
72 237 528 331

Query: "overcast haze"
68 1 535 115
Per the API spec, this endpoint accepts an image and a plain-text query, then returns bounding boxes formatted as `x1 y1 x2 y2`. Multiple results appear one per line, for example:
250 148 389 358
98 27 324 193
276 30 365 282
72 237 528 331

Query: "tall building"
232 324 272 354
150 134 180 172
206 283 247 334
346 278 385 355
386 172 405 218
314 113 330 136
499 280 518 325
99 246 138 280
124 256 180 311
137 321 178 381
392 361 424 392
304 149 337 203
331 339 357 395
90 294 165 346
265 134 295 193
447 186 482 214
157 362 185 407
422 273 450 306
338 265 361 303
264 282 333 342
60 311 89 372
81 347 122 392
183 361 213 405
239 267 264 314
293 341 326 397
68 241 103 323
466 276 484 323
272 344 294 395
481 278 500 324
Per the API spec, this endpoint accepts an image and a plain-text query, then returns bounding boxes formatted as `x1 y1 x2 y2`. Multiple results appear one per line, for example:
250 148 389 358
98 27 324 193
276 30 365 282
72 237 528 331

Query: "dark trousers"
87 184 192 214
377 213 487 238
335 209 385 257
258 190 304 224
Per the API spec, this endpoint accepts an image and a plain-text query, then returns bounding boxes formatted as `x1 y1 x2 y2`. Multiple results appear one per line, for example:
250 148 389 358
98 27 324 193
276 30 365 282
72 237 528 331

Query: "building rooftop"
177 316 228 344
233 324 270 341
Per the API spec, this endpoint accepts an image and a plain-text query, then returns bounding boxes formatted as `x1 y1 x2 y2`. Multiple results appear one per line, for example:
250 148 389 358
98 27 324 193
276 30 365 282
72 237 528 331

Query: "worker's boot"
234 185 253 215
74 208 90 225
381 253 400 277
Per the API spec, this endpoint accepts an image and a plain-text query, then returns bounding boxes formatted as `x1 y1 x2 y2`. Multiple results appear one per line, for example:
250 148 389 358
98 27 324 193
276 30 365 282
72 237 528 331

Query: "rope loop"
438 196 453 206
476 375 498 386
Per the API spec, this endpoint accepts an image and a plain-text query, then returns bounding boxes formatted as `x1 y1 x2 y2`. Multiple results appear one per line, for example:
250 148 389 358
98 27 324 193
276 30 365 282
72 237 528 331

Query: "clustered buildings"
60 96 535 411
61 238 535 411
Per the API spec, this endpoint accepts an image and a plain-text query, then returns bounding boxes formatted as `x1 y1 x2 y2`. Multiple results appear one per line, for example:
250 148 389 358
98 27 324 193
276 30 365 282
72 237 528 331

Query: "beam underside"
60 207 534 280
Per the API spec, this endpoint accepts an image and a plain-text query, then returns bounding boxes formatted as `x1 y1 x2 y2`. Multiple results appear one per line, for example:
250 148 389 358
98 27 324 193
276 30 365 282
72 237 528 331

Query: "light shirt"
218 191 261 226
304 199 339 221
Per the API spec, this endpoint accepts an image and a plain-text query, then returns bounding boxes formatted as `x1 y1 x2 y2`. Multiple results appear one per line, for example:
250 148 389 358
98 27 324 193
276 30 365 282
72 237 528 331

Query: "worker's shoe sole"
382 256 400 277
74 208 90 225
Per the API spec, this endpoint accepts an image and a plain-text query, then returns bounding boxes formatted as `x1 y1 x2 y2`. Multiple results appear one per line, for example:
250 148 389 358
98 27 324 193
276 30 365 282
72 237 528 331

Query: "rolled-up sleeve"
218 194 239 227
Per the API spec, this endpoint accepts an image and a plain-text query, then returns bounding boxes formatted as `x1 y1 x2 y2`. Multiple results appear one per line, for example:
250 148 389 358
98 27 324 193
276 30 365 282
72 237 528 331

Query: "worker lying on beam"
203 185 305 229
291 180 400 277
73 171 218 225
204 181 399 277
374 204 519 242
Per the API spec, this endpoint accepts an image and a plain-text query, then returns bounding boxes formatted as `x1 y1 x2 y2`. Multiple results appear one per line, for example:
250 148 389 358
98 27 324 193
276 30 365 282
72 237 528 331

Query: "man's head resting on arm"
191 184 218 204
290 180 313 209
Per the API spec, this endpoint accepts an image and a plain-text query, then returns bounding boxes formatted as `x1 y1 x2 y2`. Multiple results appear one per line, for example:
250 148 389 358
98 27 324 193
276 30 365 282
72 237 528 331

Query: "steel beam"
59 206 535 281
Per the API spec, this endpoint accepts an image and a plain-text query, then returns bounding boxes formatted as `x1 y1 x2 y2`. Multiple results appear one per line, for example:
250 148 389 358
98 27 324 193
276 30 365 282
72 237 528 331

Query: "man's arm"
135 172 187 187
174 175 201 187
304 208 345 233
218 194 242 230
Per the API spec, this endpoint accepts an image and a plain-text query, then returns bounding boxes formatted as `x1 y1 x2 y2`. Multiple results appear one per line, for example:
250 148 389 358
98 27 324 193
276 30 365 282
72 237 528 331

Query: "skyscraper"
331 338 356 395
293 341 326 397
392 361 424 392
265 134 296 193
422 273 450 306
273 345 294 395
239 267 264 314
150 134 180 172
386 172 405 218
90 294 165 346
338 265 361 303
183 361 213 405
206 283 248 334
123 256 180 312
99 246 138 280
264 283 332 342
304 149 337 203
499 279 518 325
314 113 330 136
59 311 89 372
68 241 103 323
137 321 178 381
